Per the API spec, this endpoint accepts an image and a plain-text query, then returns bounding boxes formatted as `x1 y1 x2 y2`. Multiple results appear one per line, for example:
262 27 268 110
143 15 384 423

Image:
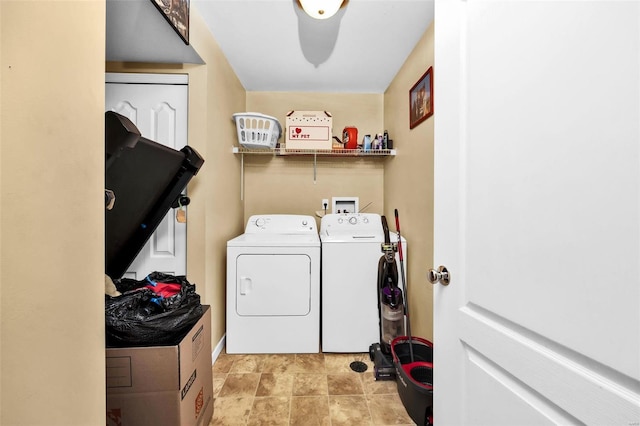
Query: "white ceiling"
106 0 434 94
194 0 434 93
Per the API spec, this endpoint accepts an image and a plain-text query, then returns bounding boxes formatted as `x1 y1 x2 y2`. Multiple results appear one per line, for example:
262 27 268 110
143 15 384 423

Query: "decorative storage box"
285 111 333 150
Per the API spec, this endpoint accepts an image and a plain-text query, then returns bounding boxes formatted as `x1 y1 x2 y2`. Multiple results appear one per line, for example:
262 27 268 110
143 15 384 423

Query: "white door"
106 73 189 279
433 1 640 425
236 254 311 316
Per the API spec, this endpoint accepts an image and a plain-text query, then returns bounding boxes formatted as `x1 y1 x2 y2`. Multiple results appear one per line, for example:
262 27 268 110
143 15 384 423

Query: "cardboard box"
285 110 333 150
106 306 213 426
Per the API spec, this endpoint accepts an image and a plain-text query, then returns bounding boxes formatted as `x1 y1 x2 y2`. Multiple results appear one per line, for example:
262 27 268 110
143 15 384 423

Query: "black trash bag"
105 272 204 347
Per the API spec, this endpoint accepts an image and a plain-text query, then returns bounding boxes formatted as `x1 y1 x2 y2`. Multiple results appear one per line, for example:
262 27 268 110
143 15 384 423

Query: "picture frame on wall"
151 0 190 45
409 67 433 129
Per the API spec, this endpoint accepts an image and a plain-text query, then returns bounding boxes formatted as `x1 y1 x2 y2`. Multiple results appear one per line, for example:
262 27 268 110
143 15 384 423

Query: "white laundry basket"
232 112 282 149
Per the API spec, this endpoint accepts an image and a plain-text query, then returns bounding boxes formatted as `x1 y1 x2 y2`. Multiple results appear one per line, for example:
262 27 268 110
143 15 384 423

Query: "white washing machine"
320 213 407 353
226 214 320 354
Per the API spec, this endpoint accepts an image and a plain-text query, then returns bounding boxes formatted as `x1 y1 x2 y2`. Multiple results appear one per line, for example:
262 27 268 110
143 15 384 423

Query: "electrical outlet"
321 199 329 210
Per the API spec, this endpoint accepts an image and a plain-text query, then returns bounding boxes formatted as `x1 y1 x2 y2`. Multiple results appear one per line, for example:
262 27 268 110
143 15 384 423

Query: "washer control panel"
246 214 317 234
320 213 383 237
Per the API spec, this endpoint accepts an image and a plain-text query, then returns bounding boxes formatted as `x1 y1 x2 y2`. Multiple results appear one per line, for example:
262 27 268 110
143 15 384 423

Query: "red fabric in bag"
145 282 182 298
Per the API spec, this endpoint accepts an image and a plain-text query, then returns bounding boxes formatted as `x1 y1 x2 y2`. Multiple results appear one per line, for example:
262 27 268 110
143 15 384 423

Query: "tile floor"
210 350 417 425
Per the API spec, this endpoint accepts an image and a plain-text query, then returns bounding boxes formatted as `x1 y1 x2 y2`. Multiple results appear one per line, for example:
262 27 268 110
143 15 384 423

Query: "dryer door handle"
239 276 252 295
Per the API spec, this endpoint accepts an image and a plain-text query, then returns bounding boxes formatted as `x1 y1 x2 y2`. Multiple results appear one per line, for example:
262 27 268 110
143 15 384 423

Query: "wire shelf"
232 146 396 199
233 147 396 156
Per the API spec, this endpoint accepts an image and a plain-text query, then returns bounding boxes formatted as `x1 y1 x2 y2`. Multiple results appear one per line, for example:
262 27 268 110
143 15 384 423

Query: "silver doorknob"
428 266 450 286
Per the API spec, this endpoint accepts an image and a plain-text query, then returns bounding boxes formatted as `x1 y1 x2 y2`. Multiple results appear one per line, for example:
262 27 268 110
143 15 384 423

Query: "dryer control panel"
245 214 317 234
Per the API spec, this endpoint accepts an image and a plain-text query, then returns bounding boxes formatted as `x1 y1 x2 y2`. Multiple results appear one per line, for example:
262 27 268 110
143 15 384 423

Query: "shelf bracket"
240 152 244 201
313 151 317 184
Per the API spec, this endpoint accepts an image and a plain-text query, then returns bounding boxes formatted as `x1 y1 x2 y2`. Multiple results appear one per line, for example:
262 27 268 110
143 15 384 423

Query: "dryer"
320 213 407 353
226 214 320 354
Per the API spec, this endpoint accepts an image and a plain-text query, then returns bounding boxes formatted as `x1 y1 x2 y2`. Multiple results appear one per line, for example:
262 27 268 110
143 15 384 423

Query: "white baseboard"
211 333 226 365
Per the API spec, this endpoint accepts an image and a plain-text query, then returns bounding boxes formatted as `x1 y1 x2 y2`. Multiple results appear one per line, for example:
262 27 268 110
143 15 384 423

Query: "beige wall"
384 22 435 340
244 92 386 225
106 6 246 349
1 1 106 424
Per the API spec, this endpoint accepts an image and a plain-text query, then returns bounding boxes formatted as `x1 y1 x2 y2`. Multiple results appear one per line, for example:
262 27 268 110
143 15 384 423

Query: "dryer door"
236 254 311 316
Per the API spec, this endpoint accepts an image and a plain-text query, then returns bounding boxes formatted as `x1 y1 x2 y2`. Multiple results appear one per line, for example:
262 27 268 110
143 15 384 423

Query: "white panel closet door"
106 73 189 279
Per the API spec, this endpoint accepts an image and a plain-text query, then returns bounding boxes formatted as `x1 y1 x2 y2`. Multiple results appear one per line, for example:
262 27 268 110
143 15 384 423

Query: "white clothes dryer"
320 213 407 353
226 214 320 354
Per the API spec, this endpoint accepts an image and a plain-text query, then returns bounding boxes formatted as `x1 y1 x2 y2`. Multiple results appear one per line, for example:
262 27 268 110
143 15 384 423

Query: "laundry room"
101 2 437 353
3 1 435 424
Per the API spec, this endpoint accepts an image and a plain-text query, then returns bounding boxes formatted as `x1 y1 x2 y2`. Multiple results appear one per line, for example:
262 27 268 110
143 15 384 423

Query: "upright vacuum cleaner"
369 215 406 380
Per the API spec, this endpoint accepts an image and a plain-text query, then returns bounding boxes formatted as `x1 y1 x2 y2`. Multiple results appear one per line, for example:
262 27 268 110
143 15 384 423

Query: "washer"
320 213 407 353
226 214 320 354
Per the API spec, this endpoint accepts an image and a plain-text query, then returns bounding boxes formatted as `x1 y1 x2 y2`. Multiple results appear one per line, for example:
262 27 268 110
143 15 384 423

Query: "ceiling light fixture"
297 0 346 20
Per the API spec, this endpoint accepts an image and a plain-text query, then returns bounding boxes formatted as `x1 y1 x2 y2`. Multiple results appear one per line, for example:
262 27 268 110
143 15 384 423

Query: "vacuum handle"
381 216 391 245
394 209 403 261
